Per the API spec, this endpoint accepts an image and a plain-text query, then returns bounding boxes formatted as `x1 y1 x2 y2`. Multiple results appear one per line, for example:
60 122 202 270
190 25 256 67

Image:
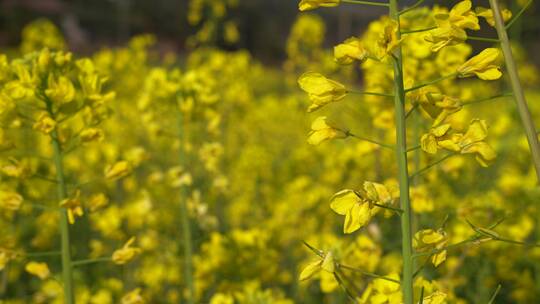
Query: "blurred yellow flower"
299 251 335 281
476 7 512 27
457 48 502 80
112 237 141 265
45 75 75 104
25 261 50 279
298 0 340 11
32 112 56 134
105 160 132 180
334 37 368 65
122 288 145 304
307 116 347 145
59 189 83 224
413 229 448 267
298 72 347 112
0 190 23 210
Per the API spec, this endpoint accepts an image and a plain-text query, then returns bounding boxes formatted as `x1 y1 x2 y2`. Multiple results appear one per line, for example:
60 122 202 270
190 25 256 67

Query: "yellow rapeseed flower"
59 189 83 224
298 0 340 11
307 116 347 145
298 72 347 112
476 7 512 27
0 190 23 210
457 48 502 80
105 160 133 180
121 288 145 304
45 75 75 104
334 37 368 65
299 251 335 281
32 112 56 134
25 261 50 279
413 229 448 267
112 237 141 265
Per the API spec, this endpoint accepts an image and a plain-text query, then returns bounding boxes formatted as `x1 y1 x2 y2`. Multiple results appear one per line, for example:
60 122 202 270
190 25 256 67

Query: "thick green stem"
45 99 75 304
177 107 194 304
489 0 540 183
389 1 414 303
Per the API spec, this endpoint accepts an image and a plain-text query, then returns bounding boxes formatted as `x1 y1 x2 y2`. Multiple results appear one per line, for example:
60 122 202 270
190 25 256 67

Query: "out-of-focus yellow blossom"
112 237 141 265
88 193 109 212
80 128 105 143
25 261 51 279
45 75 75 105
299 251 335 281
334 37 368 65
457 48 502 80
414 229 448 267
362 273 401 304
298 72 347 112
298 0 340 11
434 1 480 31
210 293 234 304
20 19 65 53
377 21 402 57
0 190 23 210
476 7 512 27
420 93 462 126
59 190 83 224
422 291 447 304
330 182 391 234
307 116 347 145
121 288 145 304
425 26 467 52
0 249 17 270
32 112 57 134
104 160 132 180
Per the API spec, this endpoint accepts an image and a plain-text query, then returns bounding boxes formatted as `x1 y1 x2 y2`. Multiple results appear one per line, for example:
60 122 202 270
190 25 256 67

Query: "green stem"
467 36 500 43
487 284 502 304
462 92 513 106
401 26 436 35
506 0 533 30
346 131 395 150
389 1 414 303
72 257 111 267
177 107 194 304
409 153 456 179
404 73 457 93
348 90 394 98
45 98 75 304
490 0 540 184
24 250 61 258
399 0 425 15
339 264 401 283
342 0 389 7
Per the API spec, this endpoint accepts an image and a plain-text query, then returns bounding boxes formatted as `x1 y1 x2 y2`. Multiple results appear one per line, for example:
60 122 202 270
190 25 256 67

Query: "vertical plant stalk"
45 98 75 304
177 105 195 304
389 1 414 303
489 0 540 183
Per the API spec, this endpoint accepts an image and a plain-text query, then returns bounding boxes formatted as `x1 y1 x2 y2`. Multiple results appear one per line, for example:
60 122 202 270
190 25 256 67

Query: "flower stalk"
489 0 540 183
177 104 195 304
389 0 414 302
44 96 75 304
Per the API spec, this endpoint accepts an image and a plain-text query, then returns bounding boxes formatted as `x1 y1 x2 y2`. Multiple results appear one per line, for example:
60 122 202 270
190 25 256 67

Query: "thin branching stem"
339 264 401 283
490 0 540 183
467 36 500 43
348 90 394 97
401 26 436 35
342 0 389 7
399 0 425 15
409 153 456 179
346 131 395 150
462 92 513 106
488 284 502 304
506 0 533 29
404 73 457 93
72 257 111 267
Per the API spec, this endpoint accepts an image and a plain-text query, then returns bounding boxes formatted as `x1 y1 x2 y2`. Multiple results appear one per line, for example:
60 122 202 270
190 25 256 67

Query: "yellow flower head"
33 112 57 134
334 37 368 65
122 288 145 304
25 261 51 279
59 189 83 224
422 291 448 304
330 182 390 234
425 26 467 52
105 160 133 180
458 119 496 167
298 0 340 11
420 123 453 154
457 48 503 80
298 72 347 112
422 93 463 126
476 7 512 27
80 128 105 143
377 21 402 57
0 190 23 210
307 116 347 145
413 229 448 267
112 237 141 265
299 251 335 281
45 75 75 105
435 0 480 30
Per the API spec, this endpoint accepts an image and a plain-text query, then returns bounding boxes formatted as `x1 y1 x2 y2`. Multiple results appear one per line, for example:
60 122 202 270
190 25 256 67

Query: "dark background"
0 0 538 64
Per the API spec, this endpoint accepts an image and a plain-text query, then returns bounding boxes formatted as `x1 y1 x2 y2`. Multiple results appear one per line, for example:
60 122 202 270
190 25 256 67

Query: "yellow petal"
330 189 360 215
